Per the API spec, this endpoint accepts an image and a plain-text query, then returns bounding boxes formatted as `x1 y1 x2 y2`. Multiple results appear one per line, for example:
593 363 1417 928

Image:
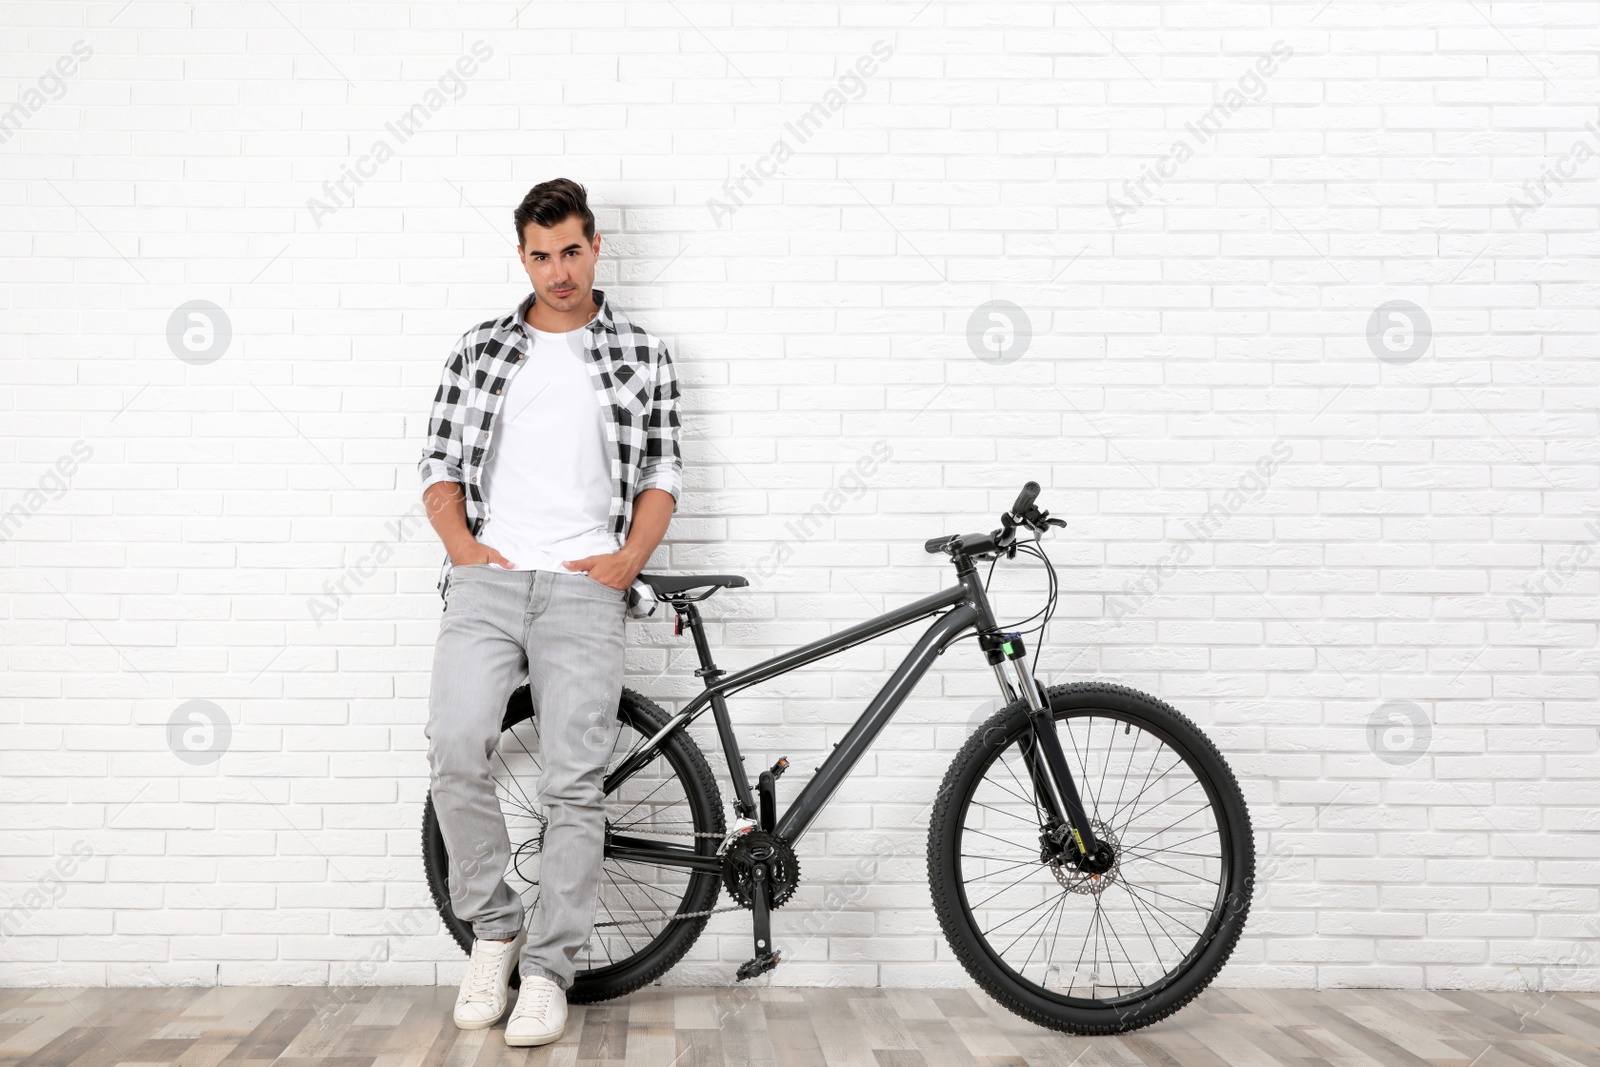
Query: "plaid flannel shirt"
418 288 683 619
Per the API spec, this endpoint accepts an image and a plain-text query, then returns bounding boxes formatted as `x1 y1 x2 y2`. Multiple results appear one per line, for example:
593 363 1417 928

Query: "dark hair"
514 178 595 247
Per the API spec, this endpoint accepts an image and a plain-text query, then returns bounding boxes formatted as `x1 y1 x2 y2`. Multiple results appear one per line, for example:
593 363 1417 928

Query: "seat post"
676 601 721 680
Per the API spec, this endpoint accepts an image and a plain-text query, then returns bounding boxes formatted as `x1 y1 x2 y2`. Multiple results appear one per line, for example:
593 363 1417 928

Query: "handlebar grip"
924 535 953 554
1011 480 1040 517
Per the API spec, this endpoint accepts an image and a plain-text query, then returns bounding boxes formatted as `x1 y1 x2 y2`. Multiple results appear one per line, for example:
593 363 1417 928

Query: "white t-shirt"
476 324 617 572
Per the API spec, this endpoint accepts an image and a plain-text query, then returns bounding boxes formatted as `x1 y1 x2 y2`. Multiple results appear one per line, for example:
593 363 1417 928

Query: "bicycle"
422 482 1255 1035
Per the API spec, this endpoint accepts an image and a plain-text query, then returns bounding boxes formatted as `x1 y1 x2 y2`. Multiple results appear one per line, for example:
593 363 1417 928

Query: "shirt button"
494 388 501 395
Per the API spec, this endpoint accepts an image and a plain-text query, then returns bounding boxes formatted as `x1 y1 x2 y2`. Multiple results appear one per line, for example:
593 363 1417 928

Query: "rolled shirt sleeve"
635 339 683 502
418 332 471 492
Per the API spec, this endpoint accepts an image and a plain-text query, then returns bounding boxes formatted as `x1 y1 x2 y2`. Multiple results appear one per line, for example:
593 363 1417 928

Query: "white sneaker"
452 927 526 1030
504 973 567 1046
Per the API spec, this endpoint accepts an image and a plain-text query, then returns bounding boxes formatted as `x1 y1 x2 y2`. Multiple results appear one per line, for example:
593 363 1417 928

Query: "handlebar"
924 529 1005 556
924 481 1063 558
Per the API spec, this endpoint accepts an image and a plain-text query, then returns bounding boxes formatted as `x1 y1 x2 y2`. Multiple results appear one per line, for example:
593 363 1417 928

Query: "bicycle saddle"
638 573 749 598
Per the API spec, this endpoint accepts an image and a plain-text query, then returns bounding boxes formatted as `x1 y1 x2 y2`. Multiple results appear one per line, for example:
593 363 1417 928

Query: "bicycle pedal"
736 950 781 981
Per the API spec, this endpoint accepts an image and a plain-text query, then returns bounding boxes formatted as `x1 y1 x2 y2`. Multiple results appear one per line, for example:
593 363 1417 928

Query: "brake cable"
946 527 1058 656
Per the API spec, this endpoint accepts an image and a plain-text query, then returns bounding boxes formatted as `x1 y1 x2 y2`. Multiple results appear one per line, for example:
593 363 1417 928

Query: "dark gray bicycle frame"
603 560 1085 875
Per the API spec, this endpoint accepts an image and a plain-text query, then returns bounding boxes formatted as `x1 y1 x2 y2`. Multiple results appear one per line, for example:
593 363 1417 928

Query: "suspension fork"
981 632 1101 858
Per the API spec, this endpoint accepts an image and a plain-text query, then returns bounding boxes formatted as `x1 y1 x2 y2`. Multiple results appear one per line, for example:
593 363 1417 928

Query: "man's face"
518 215 601 311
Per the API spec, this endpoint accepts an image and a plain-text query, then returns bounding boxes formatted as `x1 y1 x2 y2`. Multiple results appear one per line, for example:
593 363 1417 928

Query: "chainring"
721 829 799 910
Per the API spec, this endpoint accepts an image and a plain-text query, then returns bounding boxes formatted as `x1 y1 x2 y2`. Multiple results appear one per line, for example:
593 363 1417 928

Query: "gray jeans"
424 564 628 990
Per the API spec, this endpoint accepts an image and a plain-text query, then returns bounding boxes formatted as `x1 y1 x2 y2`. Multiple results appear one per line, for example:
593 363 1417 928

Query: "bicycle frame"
603 552 1099 874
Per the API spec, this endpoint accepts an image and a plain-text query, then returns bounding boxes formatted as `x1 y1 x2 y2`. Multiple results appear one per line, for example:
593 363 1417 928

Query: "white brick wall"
2 0 1597 993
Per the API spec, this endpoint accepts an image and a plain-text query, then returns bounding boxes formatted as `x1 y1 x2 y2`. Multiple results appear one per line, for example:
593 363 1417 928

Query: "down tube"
774 603 979 846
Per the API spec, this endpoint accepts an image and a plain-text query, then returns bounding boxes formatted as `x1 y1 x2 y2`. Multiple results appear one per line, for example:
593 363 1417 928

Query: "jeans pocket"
572 572 628 601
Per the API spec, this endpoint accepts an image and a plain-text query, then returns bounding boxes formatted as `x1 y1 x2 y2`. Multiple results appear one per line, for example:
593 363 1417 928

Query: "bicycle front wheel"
928 681 1254 1034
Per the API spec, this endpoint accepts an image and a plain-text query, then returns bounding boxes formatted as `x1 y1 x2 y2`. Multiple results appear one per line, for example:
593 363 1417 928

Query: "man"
417 178 682 1047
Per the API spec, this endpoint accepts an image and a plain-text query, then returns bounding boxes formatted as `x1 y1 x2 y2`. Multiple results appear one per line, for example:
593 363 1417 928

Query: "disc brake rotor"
1049 818 1121 896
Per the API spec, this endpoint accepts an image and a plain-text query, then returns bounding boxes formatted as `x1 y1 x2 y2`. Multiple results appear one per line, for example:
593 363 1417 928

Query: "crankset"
722 821 800 981
723 755 798 981
721 829 800 910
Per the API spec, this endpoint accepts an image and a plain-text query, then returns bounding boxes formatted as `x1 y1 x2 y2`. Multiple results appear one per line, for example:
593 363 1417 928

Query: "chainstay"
591 828 737 928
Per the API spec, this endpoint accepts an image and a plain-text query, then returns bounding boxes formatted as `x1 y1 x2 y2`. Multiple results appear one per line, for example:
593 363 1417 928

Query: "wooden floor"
2 985 1598 1066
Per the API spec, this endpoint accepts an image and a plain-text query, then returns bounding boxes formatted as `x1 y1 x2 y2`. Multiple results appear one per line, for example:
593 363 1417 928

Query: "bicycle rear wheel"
928 681 1253 1034
423 684 725 1003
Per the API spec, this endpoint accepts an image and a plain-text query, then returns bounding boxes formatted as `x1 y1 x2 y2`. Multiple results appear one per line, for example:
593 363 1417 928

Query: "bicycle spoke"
603 864 687 910
1095 716 1117 822
1000 889 1070 959
1020 892 1068 981
1069 715 1103 824
609 773 681 830
1096 892 1143 992
978 887 1072 940
1115 876 1217 916
1119 825 1219 856
961 825 1042 852
592 895 629 961
1121 878 1173 976
968 863 1052 912
495 783 541 822
1116 881 1207 940
992 755 1047 813
1119 851 1220 887
1041 878 1073 988
494 743 542 817
1117 778 1207 849
1120 881 1195 960
1092 896 1120 993
1104 754 1184 832
968 799 1047 827
961 856 1048 884
603 868 653 942
1108 726 1140 831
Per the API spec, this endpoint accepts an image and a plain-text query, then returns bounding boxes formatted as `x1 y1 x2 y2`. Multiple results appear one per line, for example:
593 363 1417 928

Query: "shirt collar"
509 287 616 337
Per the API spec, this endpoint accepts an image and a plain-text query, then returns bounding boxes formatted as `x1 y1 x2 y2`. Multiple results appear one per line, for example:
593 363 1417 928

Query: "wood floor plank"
846 994 920 1052
714 989 778 1067
1342 1001 1476 1063
905 1017 986 1067
804 989 878 1067
764 990 828 1067
0 987 1596 1067
579 1003 630 1062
